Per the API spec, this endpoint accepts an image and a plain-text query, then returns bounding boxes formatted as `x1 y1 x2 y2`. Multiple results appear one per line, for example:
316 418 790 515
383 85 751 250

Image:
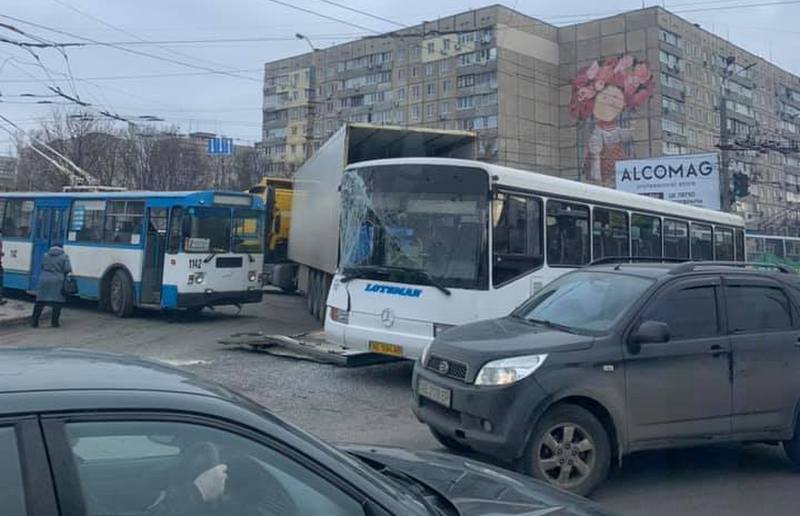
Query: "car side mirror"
629 320 670 353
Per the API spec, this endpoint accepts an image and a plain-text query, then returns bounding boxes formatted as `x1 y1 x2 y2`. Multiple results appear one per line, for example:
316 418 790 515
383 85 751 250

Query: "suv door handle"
710 344 728 357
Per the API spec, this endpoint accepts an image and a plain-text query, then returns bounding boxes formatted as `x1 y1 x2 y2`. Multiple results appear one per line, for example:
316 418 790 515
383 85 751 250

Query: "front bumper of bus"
177 288 263 307
325 316 433 360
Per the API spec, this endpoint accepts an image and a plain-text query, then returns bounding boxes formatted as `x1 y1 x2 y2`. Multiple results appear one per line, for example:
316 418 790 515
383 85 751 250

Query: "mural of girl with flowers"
569 55 655 187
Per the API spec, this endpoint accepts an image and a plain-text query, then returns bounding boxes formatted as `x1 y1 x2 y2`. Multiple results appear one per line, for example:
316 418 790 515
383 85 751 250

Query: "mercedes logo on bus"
438 360 450 375
380 308 396 328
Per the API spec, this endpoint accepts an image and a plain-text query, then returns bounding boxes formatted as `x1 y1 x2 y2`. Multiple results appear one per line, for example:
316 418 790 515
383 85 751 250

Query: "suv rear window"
725 284 792 333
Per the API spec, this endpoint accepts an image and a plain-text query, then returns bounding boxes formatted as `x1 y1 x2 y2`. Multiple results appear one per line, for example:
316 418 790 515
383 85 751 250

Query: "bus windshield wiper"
203 252 217 263
371 265 452 296
526 318 576 334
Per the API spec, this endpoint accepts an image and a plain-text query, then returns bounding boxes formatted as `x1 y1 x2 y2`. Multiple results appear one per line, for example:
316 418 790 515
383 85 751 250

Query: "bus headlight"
474 354 548 386
190 272 206 285
329 307 349 324
248 271 258 282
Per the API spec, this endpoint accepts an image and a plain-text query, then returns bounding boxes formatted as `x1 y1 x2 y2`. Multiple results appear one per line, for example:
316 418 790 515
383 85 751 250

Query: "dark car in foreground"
413 262 800 495
0 347 614 516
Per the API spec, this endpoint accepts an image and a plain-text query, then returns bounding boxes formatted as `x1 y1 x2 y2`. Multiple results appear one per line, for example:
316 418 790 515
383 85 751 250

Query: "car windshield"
513 271 654 333
183 206 230 253
339 164 489 290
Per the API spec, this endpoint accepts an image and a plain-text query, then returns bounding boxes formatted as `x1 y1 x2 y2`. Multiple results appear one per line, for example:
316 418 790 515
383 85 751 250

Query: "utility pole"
719 56 756 212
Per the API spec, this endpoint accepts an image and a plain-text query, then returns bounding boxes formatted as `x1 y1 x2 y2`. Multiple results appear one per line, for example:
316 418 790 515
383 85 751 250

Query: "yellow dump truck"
248 177 294 288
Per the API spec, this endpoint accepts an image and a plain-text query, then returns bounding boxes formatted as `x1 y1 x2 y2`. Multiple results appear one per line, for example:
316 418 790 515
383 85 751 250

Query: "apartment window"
726 118 751 136
411 66 418 78
427 42 435 54
660 72 685 92
457 96 474 110
458 31 475 45
395 110 405 123
426 104 434 118
662 96 684 115
659 50 682 72
411 46 421 58
411 85 421 99
439 60 450 74
426 83 436 97
425 63 434 76
397 68 406 80
663 141 688 155
411 105 420 120
443 39 451 51
726 100 754 118
396 88 405 101
660 29 682 48
457 74 475 88
440 102 449 115
441 79 450 93
662 118 686 136
726 81 753 100
779 119 798 133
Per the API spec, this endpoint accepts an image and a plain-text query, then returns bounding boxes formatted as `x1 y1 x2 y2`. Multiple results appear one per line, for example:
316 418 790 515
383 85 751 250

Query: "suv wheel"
429 428 471 453
523 404 610 496
784 412 800 468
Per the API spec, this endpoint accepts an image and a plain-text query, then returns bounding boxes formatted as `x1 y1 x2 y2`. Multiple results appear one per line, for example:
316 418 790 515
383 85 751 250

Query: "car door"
624 275 733 445
41 414 379 516
0 416 58 516
723 275 800 435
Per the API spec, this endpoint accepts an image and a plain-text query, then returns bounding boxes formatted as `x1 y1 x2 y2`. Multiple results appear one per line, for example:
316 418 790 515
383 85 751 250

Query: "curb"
0 314 31 329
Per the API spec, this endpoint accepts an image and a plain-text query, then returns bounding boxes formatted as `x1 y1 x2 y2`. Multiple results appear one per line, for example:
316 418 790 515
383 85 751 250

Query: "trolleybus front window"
183 207 230 253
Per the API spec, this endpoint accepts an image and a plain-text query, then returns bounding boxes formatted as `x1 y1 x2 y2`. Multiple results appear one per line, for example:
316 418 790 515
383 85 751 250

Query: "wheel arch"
99 264 136 305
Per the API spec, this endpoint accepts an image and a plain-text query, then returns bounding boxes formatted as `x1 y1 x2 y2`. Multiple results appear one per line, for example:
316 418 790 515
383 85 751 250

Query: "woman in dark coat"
32 245 72 327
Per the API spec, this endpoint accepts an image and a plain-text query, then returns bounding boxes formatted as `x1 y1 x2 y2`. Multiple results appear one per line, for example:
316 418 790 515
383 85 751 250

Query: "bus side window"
714 227 734 261
734 229 745 262
546 200 590 267
592 208 628 261
690 223 713 260
492 193 543 286
167 207 183 254
631 214 662 258
664 219 689 260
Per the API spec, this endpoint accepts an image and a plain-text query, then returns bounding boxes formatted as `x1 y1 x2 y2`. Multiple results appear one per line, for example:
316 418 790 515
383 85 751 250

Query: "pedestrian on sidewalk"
0 229 6 306
32 244 72 328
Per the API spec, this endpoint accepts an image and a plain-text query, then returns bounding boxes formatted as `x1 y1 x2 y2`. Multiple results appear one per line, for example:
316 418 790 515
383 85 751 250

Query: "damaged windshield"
340 164 489 290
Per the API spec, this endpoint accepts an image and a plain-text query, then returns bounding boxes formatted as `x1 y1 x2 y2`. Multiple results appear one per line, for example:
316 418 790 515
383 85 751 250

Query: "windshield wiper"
377 265 452 296
203 252 217 263
378 467 451 516
526 318 577 334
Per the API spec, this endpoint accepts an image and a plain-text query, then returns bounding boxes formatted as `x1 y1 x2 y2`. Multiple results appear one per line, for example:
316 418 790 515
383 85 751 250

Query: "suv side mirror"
629 320 670 353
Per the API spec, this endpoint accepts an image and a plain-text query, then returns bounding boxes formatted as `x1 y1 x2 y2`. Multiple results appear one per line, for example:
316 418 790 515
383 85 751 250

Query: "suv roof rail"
588 256 688 266
667 261 794 275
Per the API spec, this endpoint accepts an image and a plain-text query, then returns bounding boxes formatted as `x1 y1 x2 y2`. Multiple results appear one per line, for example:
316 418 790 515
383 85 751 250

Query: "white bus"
0 190 265 316
325 157 746 359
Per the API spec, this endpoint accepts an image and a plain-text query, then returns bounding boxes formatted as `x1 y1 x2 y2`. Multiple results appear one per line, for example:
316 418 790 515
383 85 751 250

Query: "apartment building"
262 5 800 233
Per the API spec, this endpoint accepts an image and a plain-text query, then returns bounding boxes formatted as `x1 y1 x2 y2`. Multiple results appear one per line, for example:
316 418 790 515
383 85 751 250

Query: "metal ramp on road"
219 330 402 367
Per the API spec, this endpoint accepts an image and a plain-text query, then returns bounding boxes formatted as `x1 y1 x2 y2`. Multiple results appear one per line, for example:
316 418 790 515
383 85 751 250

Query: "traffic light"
732 173 750 201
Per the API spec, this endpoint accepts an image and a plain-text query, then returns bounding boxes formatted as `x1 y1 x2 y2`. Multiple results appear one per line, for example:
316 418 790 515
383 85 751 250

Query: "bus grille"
426 356 468 382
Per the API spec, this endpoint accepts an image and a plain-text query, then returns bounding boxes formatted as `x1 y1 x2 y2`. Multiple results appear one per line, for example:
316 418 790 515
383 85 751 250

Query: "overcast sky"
1 0 798 154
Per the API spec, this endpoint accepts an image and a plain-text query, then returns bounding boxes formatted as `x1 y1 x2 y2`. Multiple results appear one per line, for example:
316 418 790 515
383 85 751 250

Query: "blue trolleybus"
0 190 265 316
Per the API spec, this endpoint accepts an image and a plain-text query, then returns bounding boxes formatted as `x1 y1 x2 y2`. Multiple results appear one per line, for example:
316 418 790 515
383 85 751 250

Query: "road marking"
158 358 212 367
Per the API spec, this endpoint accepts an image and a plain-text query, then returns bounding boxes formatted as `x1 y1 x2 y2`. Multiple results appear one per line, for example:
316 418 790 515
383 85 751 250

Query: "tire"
108 269 134 318
783 412 800 469
430 428 472 453
318 273 330 322
522 404 611 496
306 270 314 313
309 270 320 319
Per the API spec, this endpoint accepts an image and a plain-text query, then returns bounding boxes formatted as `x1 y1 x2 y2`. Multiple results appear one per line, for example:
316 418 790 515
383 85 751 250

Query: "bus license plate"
369 341 403 357
418 379 451 408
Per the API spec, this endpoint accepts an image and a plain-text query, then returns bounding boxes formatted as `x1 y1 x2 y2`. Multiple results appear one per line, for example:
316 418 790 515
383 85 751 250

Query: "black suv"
412 262 800 495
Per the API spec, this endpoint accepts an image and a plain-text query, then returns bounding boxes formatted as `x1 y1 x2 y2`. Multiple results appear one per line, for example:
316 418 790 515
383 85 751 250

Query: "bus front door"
141 208 168 304
30 204 68 291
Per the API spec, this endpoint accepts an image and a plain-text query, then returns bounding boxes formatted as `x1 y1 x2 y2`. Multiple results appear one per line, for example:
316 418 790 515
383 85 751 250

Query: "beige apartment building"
262 4 800 233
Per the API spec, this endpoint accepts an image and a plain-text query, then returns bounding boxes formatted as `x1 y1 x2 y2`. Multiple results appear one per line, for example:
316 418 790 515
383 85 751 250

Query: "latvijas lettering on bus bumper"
364 283 422 298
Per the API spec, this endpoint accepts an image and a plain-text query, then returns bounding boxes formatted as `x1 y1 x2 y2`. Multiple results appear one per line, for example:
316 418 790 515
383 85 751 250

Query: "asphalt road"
1 292 798 516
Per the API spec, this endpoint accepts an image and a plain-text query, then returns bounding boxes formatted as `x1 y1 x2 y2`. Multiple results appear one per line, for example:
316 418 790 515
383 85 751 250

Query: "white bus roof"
347 157 744 228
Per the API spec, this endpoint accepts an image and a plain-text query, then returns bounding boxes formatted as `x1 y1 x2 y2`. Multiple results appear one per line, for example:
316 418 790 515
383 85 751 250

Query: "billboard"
615 153 720 210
